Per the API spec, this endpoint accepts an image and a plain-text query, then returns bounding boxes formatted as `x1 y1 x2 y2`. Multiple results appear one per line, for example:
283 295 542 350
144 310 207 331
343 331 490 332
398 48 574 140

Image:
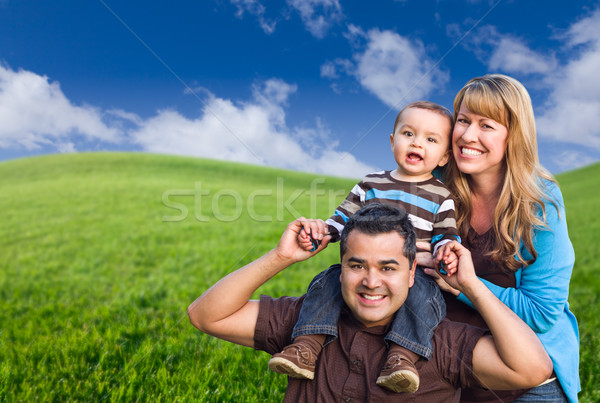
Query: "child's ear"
389 133 395 148
438 150 450 167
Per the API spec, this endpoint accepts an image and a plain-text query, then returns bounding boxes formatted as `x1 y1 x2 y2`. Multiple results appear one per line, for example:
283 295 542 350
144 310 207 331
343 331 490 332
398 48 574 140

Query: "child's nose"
410 136 423 147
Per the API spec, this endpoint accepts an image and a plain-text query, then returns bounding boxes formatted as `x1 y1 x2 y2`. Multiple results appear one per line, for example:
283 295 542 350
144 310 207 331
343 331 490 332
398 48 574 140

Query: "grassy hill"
0 152 598 401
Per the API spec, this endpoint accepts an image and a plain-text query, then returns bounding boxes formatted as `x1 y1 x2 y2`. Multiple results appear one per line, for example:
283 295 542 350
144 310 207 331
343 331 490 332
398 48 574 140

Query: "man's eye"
382 266 395 272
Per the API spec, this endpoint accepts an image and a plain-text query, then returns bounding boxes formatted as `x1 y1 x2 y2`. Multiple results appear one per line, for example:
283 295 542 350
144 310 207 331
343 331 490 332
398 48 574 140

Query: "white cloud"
129 78 374 178
227 0 343 38
455 25 557 75
0 64 121 150
326 27 449 108
548 149 598 173
489 36 557 75
0 63 374 178
229 0 277 34
536 8 600 151
287 0 343 38
450 14 600 165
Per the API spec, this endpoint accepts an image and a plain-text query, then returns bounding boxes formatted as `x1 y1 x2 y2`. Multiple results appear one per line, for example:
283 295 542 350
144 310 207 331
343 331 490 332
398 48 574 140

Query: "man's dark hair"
340 203 417 267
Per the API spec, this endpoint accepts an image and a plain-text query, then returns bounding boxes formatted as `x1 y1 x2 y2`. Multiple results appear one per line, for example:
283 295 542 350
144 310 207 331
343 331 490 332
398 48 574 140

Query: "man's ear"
438 150 450 167
408 259 417 288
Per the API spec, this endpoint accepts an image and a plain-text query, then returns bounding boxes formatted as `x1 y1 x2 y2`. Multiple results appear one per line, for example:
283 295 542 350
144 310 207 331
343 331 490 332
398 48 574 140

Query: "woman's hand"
417 241 460 296
423 267 460 296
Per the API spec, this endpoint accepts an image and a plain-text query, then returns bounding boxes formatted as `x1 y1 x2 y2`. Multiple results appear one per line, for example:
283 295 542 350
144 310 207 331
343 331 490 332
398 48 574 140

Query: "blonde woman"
431 74 579 402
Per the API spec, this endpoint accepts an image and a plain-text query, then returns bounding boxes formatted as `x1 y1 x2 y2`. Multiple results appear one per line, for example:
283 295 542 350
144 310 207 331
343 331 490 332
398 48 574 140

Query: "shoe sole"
268 357 315 380
376 369 420 393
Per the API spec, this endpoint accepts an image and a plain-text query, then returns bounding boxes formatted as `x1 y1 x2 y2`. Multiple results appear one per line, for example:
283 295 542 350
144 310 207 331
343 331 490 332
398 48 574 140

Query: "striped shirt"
326 171 460 252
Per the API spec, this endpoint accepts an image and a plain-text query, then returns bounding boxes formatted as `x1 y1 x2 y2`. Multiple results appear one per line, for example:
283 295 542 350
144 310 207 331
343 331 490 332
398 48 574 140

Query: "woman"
428 74 579 402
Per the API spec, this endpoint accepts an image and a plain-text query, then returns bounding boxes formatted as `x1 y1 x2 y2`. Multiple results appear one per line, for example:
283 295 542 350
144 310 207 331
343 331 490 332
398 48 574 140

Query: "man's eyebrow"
347 257 365 264
379 259 399 266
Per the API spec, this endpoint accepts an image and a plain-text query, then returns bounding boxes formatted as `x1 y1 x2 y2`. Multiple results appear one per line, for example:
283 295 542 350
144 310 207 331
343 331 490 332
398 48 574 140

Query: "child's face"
390 108 451 181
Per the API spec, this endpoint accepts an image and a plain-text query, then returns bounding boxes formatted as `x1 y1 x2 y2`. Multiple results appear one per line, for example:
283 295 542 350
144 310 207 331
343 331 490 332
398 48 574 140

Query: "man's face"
339 230 416 328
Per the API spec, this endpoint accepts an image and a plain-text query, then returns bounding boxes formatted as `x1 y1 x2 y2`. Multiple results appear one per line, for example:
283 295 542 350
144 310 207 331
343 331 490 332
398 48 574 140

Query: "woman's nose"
459 124 478 142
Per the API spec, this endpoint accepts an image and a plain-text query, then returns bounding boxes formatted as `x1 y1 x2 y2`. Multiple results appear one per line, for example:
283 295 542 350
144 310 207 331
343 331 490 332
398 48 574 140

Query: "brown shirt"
255 294 487 402
443 226 526 402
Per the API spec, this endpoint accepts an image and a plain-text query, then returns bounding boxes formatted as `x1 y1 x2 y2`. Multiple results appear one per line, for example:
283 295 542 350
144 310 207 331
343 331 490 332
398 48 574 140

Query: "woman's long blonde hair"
445 74 555 271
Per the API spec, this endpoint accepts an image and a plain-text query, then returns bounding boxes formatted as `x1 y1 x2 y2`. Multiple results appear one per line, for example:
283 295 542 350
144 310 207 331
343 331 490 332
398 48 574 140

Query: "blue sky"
1 0 599 178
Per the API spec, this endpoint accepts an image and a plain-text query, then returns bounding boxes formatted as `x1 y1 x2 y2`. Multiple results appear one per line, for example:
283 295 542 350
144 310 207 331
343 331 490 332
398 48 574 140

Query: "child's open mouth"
407 152 423 162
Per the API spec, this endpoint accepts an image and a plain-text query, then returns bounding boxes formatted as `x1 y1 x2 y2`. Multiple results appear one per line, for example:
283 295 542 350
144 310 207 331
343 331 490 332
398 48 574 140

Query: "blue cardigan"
456 180 580 402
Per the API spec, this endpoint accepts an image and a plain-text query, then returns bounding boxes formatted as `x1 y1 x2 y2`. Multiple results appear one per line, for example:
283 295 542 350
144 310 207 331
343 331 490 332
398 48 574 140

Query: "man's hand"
297 218 329 252
188 217 329 348
275 217 331 264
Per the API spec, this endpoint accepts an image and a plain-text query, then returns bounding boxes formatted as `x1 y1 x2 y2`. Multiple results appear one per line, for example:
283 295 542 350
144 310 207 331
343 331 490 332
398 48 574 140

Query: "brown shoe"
268 343 317 380
376 352 420 393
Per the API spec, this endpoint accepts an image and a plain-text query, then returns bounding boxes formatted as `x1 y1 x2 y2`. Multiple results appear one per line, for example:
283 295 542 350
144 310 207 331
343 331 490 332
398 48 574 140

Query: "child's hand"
296 218 329 252
297 227 315 251
435 243 459 276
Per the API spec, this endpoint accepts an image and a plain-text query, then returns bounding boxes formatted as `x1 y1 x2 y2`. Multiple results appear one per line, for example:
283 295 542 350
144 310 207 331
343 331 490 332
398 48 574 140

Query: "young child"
268 101 460 393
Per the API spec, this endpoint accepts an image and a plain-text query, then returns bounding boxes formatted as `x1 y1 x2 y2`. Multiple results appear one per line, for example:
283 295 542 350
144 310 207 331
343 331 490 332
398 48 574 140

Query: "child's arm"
297 218 330 252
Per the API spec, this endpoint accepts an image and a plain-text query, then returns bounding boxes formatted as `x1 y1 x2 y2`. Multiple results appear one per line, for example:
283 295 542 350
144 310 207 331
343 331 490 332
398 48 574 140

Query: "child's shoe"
267 334 325 380
376 346 420 393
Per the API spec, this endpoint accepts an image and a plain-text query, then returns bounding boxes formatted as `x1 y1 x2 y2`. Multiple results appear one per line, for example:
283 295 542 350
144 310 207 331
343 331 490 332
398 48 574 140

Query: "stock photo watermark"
162 178 348 223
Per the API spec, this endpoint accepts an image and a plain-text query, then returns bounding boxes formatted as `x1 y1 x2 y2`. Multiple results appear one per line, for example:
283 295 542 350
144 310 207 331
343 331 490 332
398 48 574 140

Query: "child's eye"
427 137 437 143
403 131 414 137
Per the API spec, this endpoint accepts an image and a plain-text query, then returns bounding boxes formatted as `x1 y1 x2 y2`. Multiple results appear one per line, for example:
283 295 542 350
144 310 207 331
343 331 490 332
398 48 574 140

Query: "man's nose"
362 269 382 288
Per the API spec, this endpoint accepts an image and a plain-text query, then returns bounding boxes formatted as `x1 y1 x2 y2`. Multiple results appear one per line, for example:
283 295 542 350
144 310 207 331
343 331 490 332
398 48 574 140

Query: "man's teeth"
362 294 384 301
462 147 482 156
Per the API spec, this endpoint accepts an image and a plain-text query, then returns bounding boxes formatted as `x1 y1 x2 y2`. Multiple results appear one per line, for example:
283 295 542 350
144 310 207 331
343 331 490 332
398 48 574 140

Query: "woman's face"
452 102 509 179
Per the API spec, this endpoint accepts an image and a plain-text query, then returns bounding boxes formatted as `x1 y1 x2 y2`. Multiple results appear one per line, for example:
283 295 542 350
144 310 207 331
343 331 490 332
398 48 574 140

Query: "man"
188 204 552 401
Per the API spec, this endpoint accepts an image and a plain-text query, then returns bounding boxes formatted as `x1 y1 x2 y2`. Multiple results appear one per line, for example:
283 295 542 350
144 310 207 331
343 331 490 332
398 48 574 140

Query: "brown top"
443 226 527 402
255 293 487 402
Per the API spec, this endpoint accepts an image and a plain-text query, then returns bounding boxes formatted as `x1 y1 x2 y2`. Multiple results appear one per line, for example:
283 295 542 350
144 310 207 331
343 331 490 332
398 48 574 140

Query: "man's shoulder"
254 294 305 354
423 319 488 390
432 318 489 355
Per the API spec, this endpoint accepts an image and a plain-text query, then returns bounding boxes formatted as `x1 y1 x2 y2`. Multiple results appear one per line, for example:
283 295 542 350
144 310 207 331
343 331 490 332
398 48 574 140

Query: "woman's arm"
457 184 575 333
440 242 553 389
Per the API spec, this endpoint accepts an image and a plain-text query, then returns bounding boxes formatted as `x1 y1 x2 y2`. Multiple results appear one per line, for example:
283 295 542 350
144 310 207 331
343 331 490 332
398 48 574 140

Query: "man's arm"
440 241 554 390
187 218 330 348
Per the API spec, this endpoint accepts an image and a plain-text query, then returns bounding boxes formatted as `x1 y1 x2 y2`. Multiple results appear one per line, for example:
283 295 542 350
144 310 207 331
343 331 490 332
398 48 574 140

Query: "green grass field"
0 152 598 401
